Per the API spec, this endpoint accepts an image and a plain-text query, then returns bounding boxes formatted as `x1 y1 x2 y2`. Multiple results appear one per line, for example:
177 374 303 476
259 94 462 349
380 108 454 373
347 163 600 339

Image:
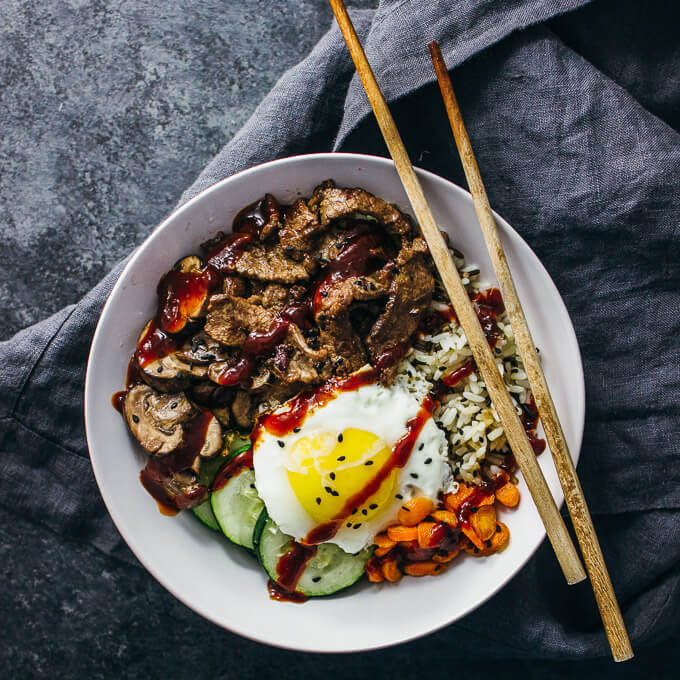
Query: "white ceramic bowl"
85 153 584 653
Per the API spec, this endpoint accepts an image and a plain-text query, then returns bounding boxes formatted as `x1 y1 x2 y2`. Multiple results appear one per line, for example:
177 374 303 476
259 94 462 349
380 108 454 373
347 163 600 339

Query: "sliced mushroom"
124 384 195 455
231 391 253 430
177 331 232 365
199 415 223 459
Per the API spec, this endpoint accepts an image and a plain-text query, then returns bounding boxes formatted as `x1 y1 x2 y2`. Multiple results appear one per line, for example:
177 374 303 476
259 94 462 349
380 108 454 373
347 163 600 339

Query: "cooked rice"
395 250 534 484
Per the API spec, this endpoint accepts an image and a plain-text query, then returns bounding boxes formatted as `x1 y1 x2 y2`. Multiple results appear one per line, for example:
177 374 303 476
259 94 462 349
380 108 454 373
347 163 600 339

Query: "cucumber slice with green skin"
258 518 372 597
211 466 264 550
191 442 252 530
251 508 269 552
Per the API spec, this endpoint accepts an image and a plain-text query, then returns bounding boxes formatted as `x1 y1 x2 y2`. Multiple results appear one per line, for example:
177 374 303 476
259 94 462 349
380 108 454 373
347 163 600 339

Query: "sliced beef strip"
231 243 314 283
366 253 435 383
204 294 276 346
278 198 324 254
248 282 291 314
318 319 368 377
231 391 253 430
267 325 329 385
309 180 411 237
221 275 248 297
316 273 389 320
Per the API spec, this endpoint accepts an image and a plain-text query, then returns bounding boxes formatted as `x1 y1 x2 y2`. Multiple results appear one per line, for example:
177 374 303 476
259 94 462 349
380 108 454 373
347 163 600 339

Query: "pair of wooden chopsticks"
328 0 632 662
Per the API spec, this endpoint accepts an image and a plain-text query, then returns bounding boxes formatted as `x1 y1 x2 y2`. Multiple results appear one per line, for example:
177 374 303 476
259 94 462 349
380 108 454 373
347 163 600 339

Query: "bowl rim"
85 151 585 652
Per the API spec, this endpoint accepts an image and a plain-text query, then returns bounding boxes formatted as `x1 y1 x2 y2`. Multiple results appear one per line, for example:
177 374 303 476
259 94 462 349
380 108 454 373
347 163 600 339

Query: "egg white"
253 378 451 554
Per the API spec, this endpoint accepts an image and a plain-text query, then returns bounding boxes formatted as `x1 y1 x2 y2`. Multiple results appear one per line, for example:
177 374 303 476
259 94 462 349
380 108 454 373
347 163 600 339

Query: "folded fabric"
1 0 678 659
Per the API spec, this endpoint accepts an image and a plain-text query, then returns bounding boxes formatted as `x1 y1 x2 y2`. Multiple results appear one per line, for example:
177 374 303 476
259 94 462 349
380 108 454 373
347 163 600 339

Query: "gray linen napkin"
1 0 679 658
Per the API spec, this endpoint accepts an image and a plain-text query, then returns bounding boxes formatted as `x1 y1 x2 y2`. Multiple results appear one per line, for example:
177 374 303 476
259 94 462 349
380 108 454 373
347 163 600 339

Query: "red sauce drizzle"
206 232 255 273
456 481 496 529
134 318 181 368
268 542 318 603
233 194 279 237
157 266 219 333
111 391 126 413
138 408 214 511
374 342 407 373
254 368 378 440
212 448 254 492
441 359 475 387
472 288 505 348
520 395 546 454
303 394 435 545
313 223 387 314
420 305 457 334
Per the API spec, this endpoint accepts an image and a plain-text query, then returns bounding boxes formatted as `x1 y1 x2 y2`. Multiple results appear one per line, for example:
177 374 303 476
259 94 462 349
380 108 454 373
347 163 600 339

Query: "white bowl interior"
85 153 584 652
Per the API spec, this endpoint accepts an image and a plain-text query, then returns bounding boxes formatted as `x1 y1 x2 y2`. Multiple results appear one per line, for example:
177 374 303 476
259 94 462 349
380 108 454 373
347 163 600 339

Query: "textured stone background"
1 0 676 677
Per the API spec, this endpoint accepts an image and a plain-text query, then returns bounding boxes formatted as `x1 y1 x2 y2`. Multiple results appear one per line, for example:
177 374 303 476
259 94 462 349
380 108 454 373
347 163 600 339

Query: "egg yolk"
286 428 398 524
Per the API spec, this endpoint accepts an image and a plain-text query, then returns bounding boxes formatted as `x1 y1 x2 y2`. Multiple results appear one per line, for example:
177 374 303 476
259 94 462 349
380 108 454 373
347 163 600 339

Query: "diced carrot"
431 509 457 528
417 521 447 549
496 482 520 508
381 558 403 583
404 561 445 577
461 525 486 551
470 505 497 541
374 546 393 558
490 521 510 553
366 557 384 582
443 484 476 512
479 493 495 506
432 548 460 564
397 497 434 526
387 525 419 542
374 532 397 550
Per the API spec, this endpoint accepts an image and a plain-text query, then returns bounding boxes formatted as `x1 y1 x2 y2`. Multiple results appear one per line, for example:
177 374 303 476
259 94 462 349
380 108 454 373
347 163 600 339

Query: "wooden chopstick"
427 41 633 661
328 0 585 586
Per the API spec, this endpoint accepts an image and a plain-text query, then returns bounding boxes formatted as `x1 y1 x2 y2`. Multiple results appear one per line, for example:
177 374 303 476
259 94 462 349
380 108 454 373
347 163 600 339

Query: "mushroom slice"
177 331 232 365
231 391 253 430
140 353 205 392
156 255 218 334
124 385 194 455
199 415 223 459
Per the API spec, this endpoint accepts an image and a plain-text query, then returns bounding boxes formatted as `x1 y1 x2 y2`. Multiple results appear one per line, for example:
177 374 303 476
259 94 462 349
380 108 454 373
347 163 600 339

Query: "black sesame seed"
316 497 321 505
362 509 368 516
131 414 140 423
470 507 478 514
250 483 255 489
424 457 432 465
365 460 374 466
395 494 403 500
410 473 419 479
353 523 362 529
485 540 492 547
351 508 358 514
419 443 424 450
325 486 333 494
293 427 301 433
331 490 339 497
320 291 328 297
337 455 346 461
496 525 501 533
277 440 285 448
369 504 378 510
347 522 352 528
439 366 447 371
170 402 178 409
473 547 479 554
434 564 442 571
312 576 321 582
337 433 343 443
318 313 326 322
330 472 335 480
157 366 163 373
401 506 410 512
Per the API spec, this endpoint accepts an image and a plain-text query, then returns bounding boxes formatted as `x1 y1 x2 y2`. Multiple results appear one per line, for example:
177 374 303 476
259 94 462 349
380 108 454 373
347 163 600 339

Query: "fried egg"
253 373 451 554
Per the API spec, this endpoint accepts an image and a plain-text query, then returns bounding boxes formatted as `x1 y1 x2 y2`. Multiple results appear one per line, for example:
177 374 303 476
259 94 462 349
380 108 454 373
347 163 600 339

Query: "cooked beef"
278 198 324 254
318 319 368 376
222 275 248 297
231 391 253 429
204 294 275 346
232 193 281 241
248 282 291 313
366 252 435 382
267 325 329 384
309 180 411 236
231 243 314 283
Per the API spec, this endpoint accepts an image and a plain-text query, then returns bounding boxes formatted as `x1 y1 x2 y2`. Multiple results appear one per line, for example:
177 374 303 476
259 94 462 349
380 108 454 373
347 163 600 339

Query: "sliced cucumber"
211 466 264 550
251 508 269 552
191 440 252 530
258 518 372 597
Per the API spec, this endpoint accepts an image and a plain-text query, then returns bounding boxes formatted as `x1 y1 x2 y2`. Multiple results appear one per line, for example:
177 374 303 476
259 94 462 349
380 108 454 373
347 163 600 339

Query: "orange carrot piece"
417 521 447 549
431 509 458 528
366 557 384 582
374 532 397 550
381 558 403 583
443 484 476 512
496 482 520 508
397 497 434 526
374 546 393 558
461 525 486 551
387 525 419 542
490 521 510 553
404 561 445 577
470 505 497 541
432 548 460 564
